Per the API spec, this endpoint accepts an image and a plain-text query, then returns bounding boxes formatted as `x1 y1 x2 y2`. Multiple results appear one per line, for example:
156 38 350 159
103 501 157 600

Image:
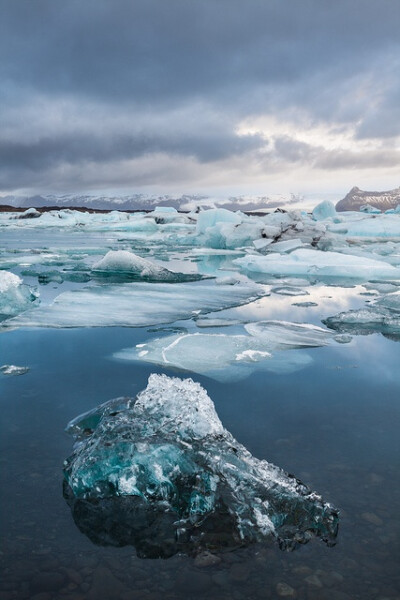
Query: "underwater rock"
64 374 339 558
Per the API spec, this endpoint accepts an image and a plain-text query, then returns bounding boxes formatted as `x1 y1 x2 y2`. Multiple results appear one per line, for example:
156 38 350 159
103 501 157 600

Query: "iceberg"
234 248 400 281
0 271 39 321
312 201 337 221
6 282 264 329
63 374 339 557
196 208 241 234
91 250 203 283
115 321 331 381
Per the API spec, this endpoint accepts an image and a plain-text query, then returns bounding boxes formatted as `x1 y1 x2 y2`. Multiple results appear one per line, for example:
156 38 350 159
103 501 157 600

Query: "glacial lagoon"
1 204 400 599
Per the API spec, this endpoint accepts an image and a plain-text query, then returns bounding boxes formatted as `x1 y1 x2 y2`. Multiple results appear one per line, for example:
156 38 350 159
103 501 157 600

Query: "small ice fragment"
272 286 309 297
334 334 353 344
0 364 30 376
253 238 273 251
292 301 318 307
269 239 304 253
215 276 239 285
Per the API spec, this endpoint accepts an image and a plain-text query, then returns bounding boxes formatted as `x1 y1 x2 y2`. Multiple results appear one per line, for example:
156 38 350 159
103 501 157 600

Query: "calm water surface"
1 325 399 600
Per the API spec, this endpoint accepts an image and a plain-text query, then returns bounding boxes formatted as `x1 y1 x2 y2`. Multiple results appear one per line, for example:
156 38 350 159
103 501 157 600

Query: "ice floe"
63 374 339 557
6 282 264 329
234 248 400 280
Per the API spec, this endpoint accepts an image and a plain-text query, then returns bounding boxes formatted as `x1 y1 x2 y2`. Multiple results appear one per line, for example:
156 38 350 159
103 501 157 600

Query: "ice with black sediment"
63 374 339 558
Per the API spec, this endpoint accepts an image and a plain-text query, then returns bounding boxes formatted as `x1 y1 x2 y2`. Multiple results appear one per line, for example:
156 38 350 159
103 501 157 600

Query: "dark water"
1 326 399 600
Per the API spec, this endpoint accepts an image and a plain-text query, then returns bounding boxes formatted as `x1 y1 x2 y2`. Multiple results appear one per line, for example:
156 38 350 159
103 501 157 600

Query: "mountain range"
336 186 400 212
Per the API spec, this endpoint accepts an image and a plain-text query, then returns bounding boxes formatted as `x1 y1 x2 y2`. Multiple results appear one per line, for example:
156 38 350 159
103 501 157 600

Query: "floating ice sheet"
6 282 264 329
64 374 339 557
234 249 400 281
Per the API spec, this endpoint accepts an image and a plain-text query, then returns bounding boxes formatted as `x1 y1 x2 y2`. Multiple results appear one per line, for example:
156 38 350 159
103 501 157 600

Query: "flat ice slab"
7 282 264 329
234 248 400 280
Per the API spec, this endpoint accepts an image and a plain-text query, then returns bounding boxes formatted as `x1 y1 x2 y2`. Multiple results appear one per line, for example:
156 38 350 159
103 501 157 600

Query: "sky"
1 0 399 200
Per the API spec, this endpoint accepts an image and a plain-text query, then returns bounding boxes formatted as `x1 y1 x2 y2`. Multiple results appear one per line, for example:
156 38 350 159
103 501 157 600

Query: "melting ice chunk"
63 374 339 557
0 271 39 321
92 250 203 283
7 282 264 329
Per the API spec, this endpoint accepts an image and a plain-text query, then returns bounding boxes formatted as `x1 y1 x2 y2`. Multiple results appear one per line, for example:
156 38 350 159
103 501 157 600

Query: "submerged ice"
64 374 339 557
115 321 332 381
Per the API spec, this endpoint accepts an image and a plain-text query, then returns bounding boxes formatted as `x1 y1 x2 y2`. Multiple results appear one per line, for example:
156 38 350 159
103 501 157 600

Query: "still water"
1 324 399 600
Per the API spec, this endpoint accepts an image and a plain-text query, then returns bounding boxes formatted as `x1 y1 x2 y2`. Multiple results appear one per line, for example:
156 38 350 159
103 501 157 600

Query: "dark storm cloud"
0 0 399 191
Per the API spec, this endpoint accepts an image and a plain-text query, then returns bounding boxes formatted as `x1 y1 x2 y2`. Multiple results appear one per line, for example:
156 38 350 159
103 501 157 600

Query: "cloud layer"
1 0 399 195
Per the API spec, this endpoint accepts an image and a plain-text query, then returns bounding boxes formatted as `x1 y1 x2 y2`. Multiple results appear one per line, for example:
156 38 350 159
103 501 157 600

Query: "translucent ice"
234 249 400 280
63 374 339 557
312 201 337 221
7 282 263 329
0 271 38 321
92 250 202 282
196 208 241 234
324 308 400 336
115 321 331 380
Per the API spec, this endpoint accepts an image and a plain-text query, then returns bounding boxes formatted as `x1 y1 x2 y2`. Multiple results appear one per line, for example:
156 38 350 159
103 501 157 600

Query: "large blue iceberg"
63 375 339 558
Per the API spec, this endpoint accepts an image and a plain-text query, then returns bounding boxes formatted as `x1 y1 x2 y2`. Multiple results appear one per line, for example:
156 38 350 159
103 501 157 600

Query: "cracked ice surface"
63 374 339 557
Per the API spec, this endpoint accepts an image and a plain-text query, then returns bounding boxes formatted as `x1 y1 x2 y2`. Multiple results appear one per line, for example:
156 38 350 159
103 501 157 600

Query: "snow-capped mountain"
0 193 305 212
336 186 400 212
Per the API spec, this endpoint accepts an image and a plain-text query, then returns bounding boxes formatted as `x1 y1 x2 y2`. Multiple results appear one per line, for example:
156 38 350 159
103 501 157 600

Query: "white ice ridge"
115 321 332 381
234 248 400 280
6 282 264 329
0 271 38 319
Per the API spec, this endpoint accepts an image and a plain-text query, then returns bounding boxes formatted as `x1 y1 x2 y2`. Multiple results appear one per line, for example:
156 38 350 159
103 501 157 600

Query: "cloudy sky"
1 0 399 199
